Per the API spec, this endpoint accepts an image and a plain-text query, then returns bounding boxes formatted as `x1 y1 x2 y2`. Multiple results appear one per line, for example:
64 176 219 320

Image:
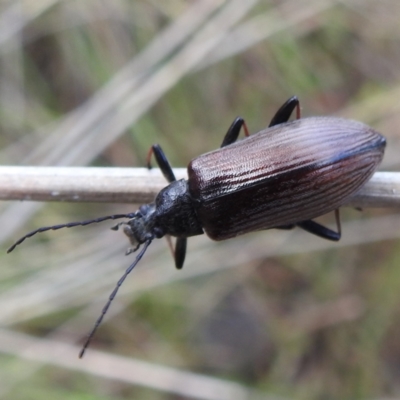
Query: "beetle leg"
220 117 250 147
163 223 188 269
296 209 341 241
147 145 188 266
147 144 176 183
268 96 300 127
174 237 187 269
220 96 300 147
166 234 187 269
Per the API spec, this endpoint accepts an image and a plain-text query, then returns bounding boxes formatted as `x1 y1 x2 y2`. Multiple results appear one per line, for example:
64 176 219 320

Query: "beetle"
7 96 386 357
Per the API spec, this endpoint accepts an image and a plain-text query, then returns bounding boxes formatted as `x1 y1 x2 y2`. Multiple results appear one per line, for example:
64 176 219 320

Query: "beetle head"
112 203 164 254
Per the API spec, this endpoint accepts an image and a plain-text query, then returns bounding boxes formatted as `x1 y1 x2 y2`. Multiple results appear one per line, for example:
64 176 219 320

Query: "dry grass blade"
0 328 272 400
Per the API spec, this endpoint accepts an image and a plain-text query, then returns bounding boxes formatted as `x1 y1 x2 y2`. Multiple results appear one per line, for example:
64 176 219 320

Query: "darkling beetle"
7 96 386 357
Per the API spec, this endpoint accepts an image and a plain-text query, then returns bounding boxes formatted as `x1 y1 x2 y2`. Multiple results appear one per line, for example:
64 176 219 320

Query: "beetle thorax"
154 179 203 238
122 180 203 251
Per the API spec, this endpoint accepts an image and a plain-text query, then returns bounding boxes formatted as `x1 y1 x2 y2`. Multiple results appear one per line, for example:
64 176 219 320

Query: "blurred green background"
0 1 400 399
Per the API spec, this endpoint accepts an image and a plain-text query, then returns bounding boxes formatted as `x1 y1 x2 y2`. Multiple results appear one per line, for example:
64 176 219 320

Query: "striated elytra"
7 96 386 356
189 115 385 240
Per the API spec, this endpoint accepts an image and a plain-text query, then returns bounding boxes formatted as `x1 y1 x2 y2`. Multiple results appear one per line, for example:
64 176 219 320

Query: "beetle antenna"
7 213 138 253
79 238 153 358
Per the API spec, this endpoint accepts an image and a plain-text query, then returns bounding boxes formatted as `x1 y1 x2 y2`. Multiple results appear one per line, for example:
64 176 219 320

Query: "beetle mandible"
7 96 386 357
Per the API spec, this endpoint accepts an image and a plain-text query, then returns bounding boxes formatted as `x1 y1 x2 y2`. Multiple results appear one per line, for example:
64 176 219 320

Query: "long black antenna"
79 238 153 358
7 213 138 253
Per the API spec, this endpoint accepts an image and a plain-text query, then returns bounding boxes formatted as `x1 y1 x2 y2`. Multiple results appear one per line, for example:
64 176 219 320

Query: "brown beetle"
7 96 386 356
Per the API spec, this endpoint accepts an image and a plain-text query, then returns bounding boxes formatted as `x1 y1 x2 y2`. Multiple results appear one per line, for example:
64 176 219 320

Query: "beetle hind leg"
220 117 250 147
297 209 341 241
221 96 301 147
275 209 341 241
268 96 300 127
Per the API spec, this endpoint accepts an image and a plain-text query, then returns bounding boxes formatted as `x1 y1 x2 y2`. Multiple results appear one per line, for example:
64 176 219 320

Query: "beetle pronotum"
7 96 386 357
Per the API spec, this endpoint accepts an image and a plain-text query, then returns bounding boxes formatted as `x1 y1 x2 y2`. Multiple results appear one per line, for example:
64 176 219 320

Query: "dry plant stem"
0 167 187 204
0 167 398 208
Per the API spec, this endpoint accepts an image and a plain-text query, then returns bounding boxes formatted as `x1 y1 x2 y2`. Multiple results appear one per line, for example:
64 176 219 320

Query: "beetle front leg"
165 235 187 269
147 145 188 269
268 96 300 127
174 237 187 269
147 144 176 183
